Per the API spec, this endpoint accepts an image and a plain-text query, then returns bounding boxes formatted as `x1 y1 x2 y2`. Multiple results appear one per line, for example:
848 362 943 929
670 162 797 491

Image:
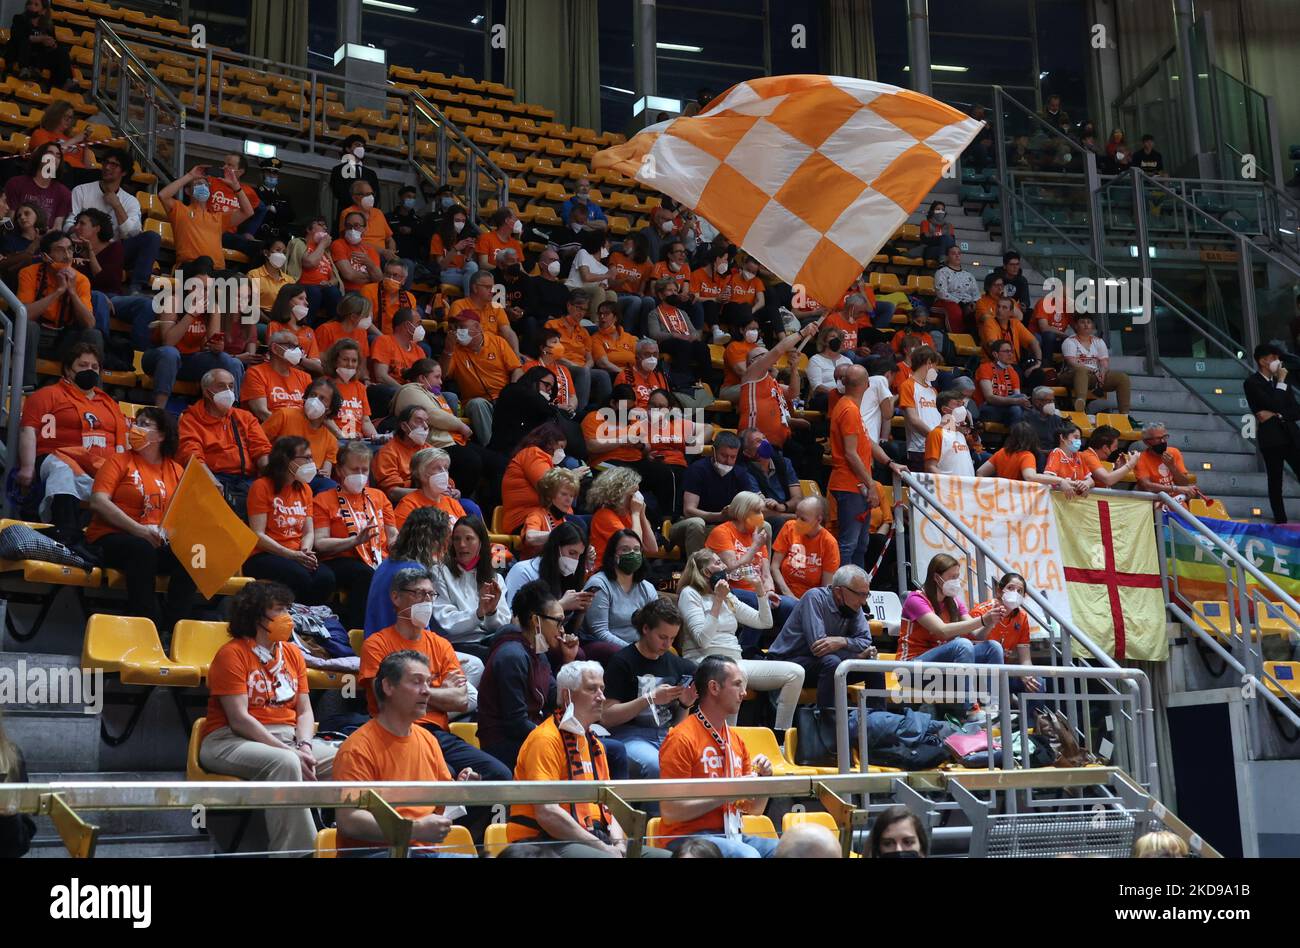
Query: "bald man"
774 823 842 858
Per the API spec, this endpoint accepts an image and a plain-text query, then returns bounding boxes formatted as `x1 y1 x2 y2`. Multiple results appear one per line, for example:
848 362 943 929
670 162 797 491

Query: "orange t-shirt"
359 625 463 726
297 240 337 286
205 178 259 233
332 719 452 851
706 521 768 592
522 359 576 407
658 715 752 838
891 329 934 354
975 294 1023 323
247 478 314 550
31 128 87 168
359 284 417 336
650 261 691 297
394 491 466 530
773 520 840 598
333 378 372 439
374 437 420 493
448 335 522 401
501 446 554 532
1044 447 1089 480
20 378 126 464
973 362 1020 406
476 230 523 266
582 410 640 465
311 486 393 566
519 508 567 558
544 317 594 364
727 273 764 307
638 414 693 468
201 638 307 739
739 376 791 448
371 334 423 379
317 321 372 360
970 599 1031 653
823 310 871 351
177 404 272 474
17 262 93 328
168 202 225 267
449 298 512 339
331 238 381 292
1033 295 1071 335
829 397 873 494
1076 448 1106 478
84 452 182 544
241 363 310 413
990 448 1036 480
606 252 652 294
262 408 339 470
589 327 638 371
1134 446 1188 490
508 717 610 842
614 367 670 410
589 508 632 565
978 316 1036 362
337 205 392 251
429 232 469 269
722 340 757 387
691 267 730 301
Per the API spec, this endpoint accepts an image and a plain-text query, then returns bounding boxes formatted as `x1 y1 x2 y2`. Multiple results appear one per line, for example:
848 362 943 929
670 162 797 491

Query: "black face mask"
73 369 100 391
877 849 921 859
1149 442 1168 455
707 570 728 589
828 337 842 352
837 604 859 619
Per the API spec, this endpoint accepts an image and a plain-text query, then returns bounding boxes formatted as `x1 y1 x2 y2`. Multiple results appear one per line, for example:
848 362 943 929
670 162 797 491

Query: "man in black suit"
1244 343 1300 523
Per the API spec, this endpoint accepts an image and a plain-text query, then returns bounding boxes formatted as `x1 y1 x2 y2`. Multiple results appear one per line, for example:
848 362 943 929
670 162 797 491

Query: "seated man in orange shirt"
178 367 272 501
16 231 102 388
334 649 480 857
159 164 250 270
442 314 524 445
1134 423 1207 503
371 308 428 393
822 293 880 364
771 496 840 599
360 258 417 335
241 331 312 422
475 207 525 271
333 209 383 293
974 271 1024 323
1032 288 1072 367
204 152 261 258
449 269 521 353
338 179 397 261
546 291 611 413
979 296 1045 390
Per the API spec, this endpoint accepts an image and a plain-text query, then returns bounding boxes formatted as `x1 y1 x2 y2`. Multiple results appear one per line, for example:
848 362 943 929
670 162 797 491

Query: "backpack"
868 708 955 770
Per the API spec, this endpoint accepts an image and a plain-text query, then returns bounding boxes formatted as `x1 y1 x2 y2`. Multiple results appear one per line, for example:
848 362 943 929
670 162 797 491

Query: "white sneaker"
712 327 731 345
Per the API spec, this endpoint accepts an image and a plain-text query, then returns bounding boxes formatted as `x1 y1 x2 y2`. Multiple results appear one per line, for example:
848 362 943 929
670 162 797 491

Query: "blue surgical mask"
191 184 210 203
403 197 416 210
264 176 278 189
1069 438 1082 452
440 196 454 209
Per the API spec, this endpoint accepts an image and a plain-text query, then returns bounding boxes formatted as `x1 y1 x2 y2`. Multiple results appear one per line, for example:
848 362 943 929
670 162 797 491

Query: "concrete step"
4 709 100 773
1183 451 1264 473
1219 495 1273 520
27 833 216 858
1127 387 1253 416
28 771 198 837
1141 427 1253 455
0 652 98 713
1160 356 1250 379
1194 471 1298 497
1127 408 1238 432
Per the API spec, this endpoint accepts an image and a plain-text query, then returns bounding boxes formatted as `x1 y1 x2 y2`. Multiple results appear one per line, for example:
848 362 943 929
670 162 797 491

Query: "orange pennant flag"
162 458 258 600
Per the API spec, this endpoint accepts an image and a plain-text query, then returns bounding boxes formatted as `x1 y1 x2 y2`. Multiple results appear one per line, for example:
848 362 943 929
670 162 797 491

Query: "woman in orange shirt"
608 232 655 334
322 338 377 440
394 447 467 529
585 465 658 572
30 102 88 171
85 407 198 633
312 440 397 631
589 300 639 379
968 572 1041 694
316 294 373 379
244 436 336 605
1042 422 1095 496
720 318 760 403
705 490 797 644
501 422 572 533
976 422 1058 487
263 377 342 488
429 205 479 295
519 466 580 558
267 283 323 375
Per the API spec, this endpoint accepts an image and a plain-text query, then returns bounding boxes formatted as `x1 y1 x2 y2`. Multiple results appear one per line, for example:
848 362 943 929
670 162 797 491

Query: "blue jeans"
303 284 342 325
870 300 897 330
89 291 112 335
915 637 1004 708
832 489 872 568
1038 329 1064 366
112 294 161 350
666 832 779 858
618 732 664 780
980 403 1025 427
440 261 479 296
732 589 796 651
617 293 656 335
142 346 245 399
122 230 162 289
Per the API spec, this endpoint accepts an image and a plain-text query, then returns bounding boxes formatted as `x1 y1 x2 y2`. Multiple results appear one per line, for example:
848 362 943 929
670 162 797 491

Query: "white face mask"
1268 359 1282 374
1001 590 1023 610
359 194 374 209
303 396 326 420
641 356 658 372
743 269 758 281
429 471 450 493
660 220 674 233
744 329 759 343
512 218 523 235
835 380 846 394
407 601 434 629
924 367 938 385
716 261 729 275
292 303 310 321
267 251 287 269
552 448 566 465
714 463 734 476
598 247 609 259
336 366 357 382
356 315 373 331
344 229 363 245
532 628 549 654
211 388 236 410
408 425 429 445
1042 403 1058 416
453 220 466 233
546 260 561 277
343 473 369 494
281 346 304 366
411 324 427 343
293 461 318 484
558 555 581 577
455 327 472 345
351 145 365 160
950 405 968 426
558 698 585 735
668 260 682 272
941 578 963 599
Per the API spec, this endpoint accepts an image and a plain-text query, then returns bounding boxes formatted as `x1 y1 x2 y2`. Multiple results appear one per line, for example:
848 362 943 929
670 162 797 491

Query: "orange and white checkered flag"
594 75 983 307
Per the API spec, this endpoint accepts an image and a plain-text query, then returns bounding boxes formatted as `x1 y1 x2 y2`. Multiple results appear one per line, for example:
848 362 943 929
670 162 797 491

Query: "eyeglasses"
401 588 435 601
540 613 566 626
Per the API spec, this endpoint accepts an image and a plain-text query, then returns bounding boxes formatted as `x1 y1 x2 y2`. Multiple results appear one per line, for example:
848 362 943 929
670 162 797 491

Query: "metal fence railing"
0 276 28 510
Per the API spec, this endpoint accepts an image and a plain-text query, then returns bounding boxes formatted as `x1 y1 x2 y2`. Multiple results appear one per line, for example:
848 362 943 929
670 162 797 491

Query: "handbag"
1034 708 1096 768
0 523 93 572
791 707 839 767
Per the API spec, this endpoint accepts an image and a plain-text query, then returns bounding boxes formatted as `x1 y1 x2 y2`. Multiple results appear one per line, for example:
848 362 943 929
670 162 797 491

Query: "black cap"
260 156 282 170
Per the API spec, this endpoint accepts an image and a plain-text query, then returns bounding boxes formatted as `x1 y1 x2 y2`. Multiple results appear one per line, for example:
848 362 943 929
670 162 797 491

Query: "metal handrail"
0 278 29 509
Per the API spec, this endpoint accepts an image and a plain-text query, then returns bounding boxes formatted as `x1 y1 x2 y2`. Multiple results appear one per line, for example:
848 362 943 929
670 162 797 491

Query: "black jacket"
1244 371 1300 449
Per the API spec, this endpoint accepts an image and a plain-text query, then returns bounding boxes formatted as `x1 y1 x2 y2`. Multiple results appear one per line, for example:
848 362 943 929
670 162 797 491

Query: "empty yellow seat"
187 717 240 782
82 613 202 687
1191 600 1235 640
782 810 838 834
1264 662 1300 698
1188 498 1230 521
484 822 510 857
349 628 365 655
169 620 231 677
1257 601 1300 636
1096 413 1139 440
732 727 818 776
450 721 480 748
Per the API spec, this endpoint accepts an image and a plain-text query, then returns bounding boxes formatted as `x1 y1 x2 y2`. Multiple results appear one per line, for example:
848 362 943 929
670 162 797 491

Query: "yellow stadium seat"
315 827 338 858
82 614 202 687
782 810 838 834
733 727 818 776
187 717 241 782
450 721 480 748
1191 600 1235 640
1096 413 1139 441
1061 411 1094 436
485 822 510 857
783 728 838 776
349 628 365 655
1257 601 1300 636
1189 498 1230 521
169 620 231 677
145 217 174 249
1264 662 1300 699
949 333 980 358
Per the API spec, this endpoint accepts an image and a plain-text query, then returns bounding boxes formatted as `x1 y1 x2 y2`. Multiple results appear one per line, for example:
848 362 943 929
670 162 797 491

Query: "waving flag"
163 459 258 599
593 75 983 307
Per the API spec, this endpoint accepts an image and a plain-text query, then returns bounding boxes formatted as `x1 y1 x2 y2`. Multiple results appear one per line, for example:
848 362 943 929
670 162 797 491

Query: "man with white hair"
509 661 671 857
766 566 881 710
177 368 272 506
1023 385 1067 454
774 822 842 858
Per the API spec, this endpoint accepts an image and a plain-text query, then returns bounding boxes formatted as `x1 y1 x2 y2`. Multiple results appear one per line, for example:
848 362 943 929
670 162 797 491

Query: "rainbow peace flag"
1165 513 1300 604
